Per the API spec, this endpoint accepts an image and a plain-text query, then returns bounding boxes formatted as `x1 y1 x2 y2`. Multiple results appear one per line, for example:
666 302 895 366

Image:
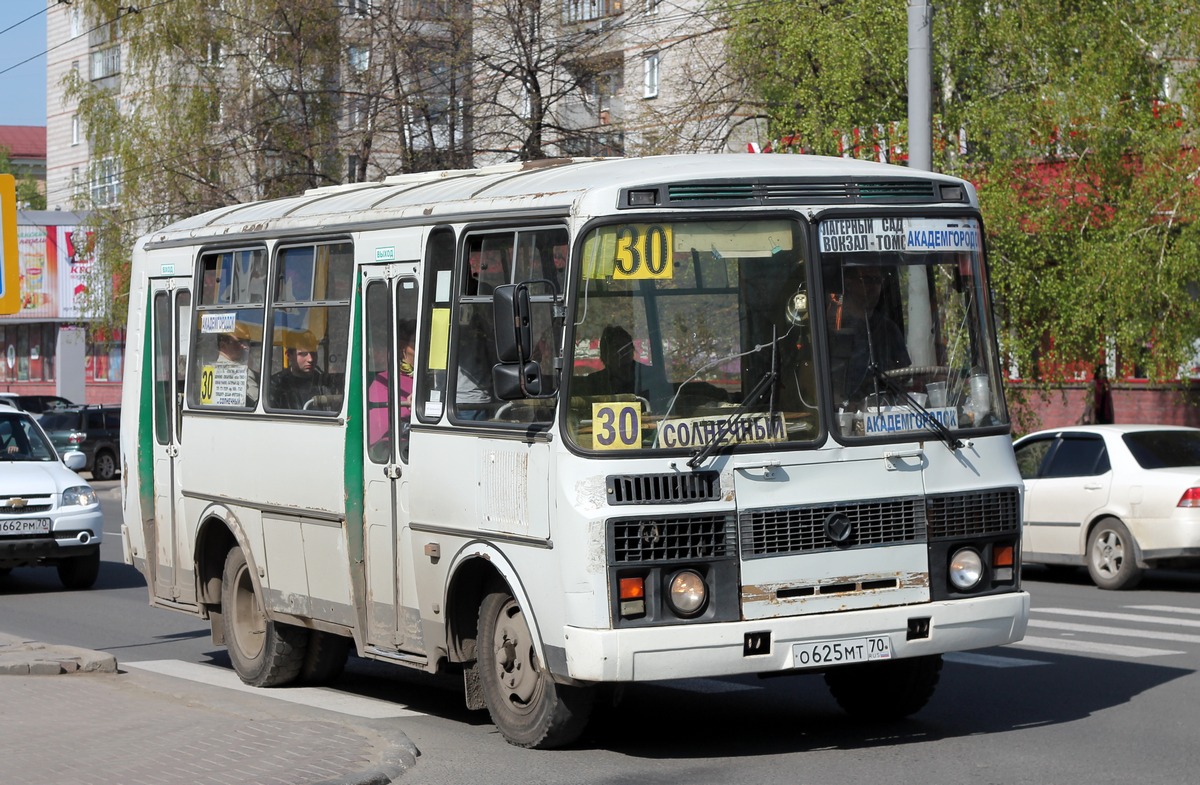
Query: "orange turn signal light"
993 544 1014 568
619 577 645 600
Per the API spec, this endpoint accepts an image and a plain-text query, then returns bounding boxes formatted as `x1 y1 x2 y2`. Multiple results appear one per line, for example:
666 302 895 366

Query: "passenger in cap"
270 329 338 411
215 323 260 407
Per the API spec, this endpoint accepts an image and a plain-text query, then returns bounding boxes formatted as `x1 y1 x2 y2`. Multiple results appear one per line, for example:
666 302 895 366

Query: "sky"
0 0 49 127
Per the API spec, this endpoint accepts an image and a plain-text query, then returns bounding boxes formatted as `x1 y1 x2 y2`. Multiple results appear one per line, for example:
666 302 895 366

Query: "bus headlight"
667 569 707 617
949 548 984 590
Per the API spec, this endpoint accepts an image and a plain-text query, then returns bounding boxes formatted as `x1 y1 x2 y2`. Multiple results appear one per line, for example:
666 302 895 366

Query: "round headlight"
667 569 708 617
949 548 984 590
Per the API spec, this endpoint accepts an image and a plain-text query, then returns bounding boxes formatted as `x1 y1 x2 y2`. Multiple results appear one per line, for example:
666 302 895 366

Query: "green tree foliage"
0 148 46 210
725 0 1200 383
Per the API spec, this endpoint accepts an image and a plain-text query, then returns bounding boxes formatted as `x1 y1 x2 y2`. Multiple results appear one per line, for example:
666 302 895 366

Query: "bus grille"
609 514 735 563
739 497 926 558
926 488 1020 540
606 471 722 505
664 179 939 206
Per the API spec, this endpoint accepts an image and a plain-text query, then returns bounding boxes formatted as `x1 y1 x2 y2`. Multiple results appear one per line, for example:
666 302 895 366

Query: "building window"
89 330 125 383
91 158 120 206
70 8 82 38
348 45 370 73
71 116 80 146
90 45 121 81
643 53 660 99
563 0 621 23
0 324 59 384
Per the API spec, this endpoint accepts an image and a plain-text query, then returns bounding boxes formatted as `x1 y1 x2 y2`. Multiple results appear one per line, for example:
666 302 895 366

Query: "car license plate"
792 635 892 668
0 518 52 536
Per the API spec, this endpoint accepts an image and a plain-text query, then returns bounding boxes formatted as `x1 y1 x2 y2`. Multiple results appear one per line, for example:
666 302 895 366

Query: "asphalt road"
3 480 1200 784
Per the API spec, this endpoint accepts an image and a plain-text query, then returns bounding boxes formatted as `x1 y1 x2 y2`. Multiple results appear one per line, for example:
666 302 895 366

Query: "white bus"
121 155 1029 748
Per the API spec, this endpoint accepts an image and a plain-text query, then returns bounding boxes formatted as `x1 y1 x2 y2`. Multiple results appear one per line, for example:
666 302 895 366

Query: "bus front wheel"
221 546 307 687
477 588 594 748
824 653 943 720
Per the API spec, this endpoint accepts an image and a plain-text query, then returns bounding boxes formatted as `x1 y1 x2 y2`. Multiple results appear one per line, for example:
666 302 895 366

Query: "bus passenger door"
149 281 192 602
361 267 421 651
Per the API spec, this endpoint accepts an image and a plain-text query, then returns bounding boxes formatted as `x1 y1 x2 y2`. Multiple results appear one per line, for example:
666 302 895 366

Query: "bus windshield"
565 214 1006 454
566 218 818 453
819 215 1007 439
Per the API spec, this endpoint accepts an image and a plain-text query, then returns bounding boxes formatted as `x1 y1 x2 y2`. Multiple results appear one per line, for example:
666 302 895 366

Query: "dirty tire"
221 546 307 687
825 654 943 720
92 450 117 481
1087 518 1143 590
301 630 351 685
478 588 594 748
57 549 100 590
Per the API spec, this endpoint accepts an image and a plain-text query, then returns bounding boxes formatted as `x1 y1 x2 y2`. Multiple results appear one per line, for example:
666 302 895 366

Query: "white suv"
0 410 104 589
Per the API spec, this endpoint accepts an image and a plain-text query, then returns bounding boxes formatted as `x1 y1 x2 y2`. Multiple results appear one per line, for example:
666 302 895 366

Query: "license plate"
792 635 892 668
0 518 52 536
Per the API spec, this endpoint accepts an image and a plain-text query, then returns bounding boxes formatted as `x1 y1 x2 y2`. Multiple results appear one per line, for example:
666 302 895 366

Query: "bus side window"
454 236 504 421
188 248 266 411
264 241 351 414
416 227 456 424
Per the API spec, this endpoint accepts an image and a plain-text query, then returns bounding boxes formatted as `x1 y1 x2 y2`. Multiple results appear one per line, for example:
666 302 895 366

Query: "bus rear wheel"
824 653 943 720
221 546 307 687
477 588 594 748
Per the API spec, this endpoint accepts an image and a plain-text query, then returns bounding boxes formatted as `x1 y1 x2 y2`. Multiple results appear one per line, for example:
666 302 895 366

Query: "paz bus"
120 154 1029 748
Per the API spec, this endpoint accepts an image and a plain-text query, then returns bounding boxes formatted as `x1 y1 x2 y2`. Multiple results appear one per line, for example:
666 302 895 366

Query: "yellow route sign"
0 174 18 315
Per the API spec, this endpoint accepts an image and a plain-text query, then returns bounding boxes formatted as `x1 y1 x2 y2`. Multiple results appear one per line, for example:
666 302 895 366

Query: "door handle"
1084 482 1103 490
384 464 402 479
884 448 923 470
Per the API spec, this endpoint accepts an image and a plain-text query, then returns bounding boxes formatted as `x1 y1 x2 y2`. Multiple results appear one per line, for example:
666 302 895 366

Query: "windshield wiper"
871 367 962 452
686 367 778 469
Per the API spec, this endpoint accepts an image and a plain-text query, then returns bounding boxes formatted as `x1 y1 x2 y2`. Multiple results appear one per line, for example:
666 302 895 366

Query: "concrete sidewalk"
0 632 417 785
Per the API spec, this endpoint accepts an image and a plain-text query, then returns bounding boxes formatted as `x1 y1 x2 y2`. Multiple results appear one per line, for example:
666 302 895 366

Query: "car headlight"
949 548 984 590
666 569 708 617
62 485 98 507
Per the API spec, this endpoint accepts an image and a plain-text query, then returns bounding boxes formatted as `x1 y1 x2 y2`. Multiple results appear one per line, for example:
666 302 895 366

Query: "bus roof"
140 154 975 249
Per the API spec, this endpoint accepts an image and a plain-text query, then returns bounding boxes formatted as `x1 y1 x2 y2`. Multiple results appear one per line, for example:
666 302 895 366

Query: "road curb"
0 633 118 675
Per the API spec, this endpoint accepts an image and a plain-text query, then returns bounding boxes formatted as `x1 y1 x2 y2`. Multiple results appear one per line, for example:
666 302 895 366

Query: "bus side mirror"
493 362 542 399
493 283 532 364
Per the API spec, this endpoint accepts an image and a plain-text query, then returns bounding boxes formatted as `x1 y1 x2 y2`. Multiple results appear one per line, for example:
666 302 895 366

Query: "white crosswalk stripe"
1034 607 1200 629
1008 603 1200 661
1013 636 1182 659
123 659 425 718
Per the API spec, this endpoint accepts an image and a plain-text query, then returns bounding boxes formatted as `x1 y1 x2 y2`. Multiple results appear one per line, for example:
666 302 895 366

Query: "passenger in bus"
367 322 416 460
456 317 496 419
578 325 672 412
270 330 337 411
826 265 910 404
216 326 259 407
397 322 416 420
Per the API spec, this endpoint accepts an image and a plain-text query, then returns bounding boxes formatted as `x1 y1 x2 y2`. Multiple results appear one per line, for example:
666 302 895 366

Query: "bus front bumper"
561 591 1030 683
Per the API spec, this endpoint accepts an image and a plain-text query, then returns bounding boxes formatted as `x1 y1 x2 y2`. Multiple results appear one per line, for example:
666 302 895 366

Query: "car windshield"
0 413 57 461
819 215 1008 439
1122 430 1200 469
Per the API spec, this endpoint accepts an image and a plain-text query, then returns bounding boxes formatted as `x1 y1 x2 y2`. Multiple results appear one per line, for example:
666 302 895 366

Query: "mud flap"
463 660 486 710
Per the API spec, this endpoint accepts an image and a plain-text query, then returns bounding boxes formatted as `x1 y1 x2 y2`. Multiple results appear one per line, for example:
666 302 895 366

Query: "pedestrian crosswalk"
950 601 1200 667
123 659 425 718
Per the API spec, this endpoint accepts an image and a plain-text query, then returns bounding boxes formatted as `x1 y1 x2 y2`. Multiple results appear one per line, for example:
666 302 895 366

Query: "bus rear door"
360 264 422 651
148 276 192 602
